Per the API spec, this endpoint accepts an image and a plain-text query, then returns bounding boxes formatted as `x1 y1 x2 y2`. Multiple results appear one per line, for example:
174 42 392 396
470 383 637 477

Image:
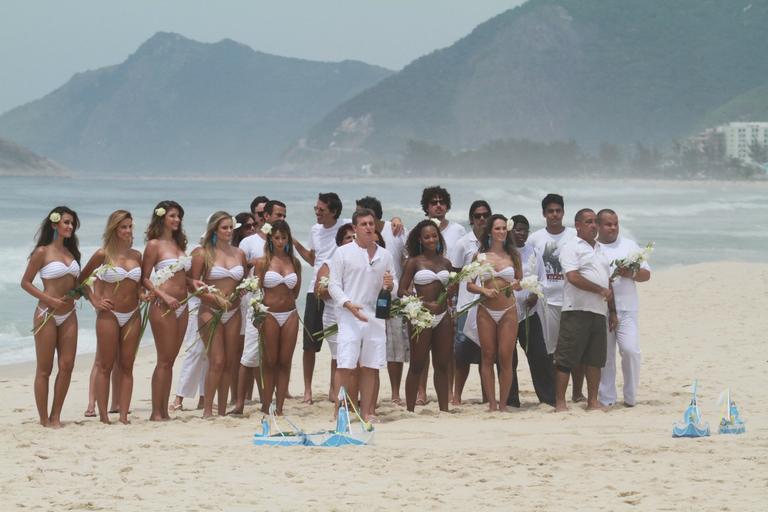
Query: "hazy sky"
0 0 524 114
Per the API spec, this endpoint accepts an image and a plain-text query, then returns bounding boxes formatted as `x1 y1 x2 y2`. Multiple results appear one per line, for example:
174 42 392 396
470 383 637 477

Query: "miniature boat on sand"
718 388 746 435
252 403 306 446
672 380 710 438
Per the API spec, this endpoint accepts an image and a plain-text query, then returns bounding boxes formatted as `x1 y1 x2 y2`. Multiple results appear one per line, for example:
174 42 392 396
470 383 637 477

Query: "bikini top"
480 266 517 283
208 265 245 281
154 257 192 273
413 269 450 286
98 266 141 283
40 260 80 280
263 270 298 289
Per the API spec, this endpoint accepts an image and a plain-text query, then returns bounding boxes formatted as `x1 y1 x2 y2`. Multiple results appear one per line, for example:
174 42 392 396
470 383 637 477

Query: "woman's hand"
46 294 73 311
482 288 499 299
214 295 230 310
160 292 180 311
96 297 114 311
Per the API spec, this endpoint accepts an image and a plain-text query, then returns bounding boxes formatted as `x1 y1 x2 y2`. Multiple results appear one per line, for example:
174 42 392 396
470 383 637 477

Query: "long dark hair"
264 220 302 282
145 200 187 250
406 219 446 258
32 206 81 264
232 212 255 246
479 214 521 272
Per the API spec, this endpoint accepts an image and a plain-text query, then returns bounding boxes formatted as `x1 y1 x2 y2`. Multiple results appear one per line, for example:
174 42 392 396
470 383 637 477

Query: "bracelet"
631 269 638 279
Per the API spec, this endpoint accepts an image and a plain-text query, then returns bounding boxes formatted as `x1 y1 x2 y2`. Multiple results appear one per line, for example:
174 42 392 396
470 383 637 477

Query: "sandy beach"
1 261 767 511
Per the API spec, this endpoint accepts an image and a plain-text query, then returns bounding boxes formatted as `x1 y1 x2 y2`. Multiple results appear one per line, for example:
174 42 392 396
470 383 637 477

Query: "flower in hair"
49 212 61 223
232 216 241 229
261 222 272 235
506 219 515 232
429 218 441 228
155 207 166 217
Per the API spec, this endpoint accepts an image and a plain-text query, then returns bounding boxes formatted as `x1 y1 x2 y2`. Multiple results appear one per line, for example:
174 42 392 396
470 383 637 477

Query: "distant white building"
719 122 768 163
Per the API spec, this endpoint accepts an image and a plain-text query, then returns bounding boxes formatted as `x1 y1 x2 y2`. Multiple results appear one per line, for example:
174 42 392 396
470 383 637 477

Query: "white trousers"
176 303 208 399
240 314 261 368
599 310 641 406
541 302 562 355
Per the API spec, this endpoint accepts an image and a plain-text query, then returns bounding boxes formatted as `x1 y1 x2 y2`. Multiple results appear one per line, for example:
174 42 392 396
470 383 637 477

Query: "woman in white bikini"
141 200 192 421
253 220 301 415
79 210 143 424
191 211 247 418
398 220 455 412
467 214 522 412
21 207 81 428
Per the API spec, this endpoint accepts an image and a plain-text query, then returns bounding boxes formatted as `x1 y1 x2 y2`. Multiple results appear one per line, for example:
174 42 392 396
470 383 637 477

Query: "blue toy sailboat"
672 380 710 438
252 402 306 446
717 388 746 435
303 386 375 447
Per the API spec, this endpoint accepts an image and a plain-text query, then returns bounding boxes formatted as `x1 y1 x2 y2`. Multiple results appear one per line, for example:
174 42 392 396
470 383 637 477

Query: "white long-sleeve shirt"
514 242 546 322
328 242 398 313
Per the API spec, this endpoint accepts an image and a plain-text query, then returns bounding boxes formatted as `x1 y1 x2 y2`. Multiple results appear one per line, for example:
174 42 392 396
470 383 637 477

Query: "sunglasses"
243 222 256 229
472 212 490 219
430 198 446 206
255 211 265 218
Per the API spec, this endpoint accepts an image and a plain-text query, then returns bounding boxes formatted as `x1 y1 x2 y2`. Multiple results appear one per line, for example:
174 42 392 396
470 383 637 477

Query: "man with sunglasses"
450 200 491 404
249 195 269 230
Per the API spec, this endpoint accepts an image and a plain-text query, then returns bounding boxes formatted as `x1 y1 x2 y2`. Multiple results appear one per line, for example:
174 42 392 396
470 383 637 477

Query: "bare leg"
387 362 403 404
571 365 586 402
149 303 187 420
477 308 498 412
496 312 518 412
201 309 226 418
85 354 98 416
118 315 141 424
276 315 298 415
221 314 242 414
231 333 245 405
359 367 378 421
232 365 251 414
554 367 570 412
49 313 78 428
260 317 280 413
417 355 429 405
109 355 120 413
585 366 605 411
431 317 453 412
329 359 338 402
33 315 56 427
453 360 470 405
405 327 432 411
95 312 119 424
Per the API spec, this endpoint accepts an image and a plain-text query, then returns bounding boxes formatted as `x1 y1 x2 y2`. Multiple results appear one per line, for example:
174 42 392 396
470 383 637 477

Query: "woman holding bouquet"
21 207 81 428
398 220 455 412
190 211 247 417
253 220 301 415
141 200 192 421
466 214 522 412
80 210 143 424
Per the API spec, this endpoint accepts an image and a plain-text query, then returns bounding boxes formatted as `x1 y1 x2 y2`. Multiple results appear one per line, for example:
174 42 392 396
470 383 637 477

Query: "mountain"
696 82 768 130
0 32 392 174
298 0 768 162
0 137 69 176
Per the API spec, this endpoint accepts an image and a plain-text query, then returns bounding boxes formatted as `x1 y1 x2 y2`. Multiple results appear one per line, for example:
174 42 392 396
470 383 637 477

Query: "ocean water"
1 175 766 365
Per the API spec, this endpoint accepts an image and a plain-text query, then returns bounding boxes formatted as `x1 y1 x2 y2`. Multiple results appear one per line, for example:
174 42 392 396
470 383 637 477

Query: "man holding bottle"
328 208 397 423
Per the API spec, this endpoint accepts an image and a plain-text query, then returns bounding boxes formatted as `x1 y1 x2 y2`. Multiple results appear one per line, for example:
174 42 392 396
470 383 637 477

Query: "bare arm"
20 247 70 310
314 263 330 299
397 258 416 298
293 239 315 266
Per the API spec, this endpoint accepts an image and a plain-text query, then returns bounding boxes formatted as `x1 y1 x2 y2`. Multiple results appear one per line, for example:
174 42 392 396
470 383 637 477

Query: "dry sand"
1 262 766 511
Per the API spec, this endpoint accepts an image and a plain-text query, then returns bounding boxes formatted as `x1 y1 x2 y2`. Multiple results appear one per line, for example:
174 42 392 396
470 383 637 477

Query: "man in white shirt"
596 209 651 407
554 208 617 412
294 192 350 404
507 215 555 407
356 196 408 405
527 193 583 401
328 208 397 422
450 200 491 404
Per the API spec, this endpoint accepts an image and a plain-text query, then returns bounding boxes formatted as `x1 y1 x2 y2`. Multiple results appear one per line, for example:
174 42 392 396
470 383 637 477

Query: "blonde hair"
200 211 232 277
102 210 133 264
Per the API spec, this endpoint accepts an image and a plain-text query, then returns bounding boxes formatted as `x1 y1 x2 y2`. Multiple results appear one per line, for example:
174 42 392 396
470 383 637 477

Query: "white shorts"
336 308 386 370
322 302 338 359
240 315 260 368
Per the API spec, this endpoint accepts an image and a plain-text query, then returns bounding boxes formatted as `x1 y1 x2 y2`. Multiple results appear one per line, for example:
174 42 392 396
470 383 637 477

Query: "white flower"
506 219 515 231
49 212 61 223
520 275 544 298
477 253 487 262
232 216 241 229
155 207 166 217
237 276 260 293
319 276 330 288
261 222 272 235
449 271 457 279
429 218 441 228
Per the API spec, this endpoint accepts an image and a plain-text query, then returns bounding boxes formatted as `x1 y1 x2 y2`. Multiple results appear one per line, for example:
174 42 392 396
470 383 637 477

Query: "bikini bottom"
37 306 75 327
268 309 297 328
479 304 515 324
111 308 138 328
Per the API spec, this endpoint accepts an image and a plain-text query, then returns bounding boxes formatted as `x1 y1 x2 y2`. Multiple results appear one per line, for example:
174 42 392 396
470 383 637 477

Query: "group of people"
21 187 650 428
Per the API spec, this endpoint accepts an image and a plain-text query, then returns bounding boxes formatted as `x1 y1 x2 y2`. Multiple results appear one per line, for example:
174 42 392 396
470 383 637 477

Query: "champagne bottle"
375 288 391 319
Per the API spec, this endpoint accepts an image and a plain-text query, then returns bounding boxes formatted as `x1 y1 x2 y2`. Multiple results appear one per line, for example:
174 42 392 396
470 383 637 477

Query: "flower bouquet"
391 295 434 340
437 256 495 305
610 242 654 281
